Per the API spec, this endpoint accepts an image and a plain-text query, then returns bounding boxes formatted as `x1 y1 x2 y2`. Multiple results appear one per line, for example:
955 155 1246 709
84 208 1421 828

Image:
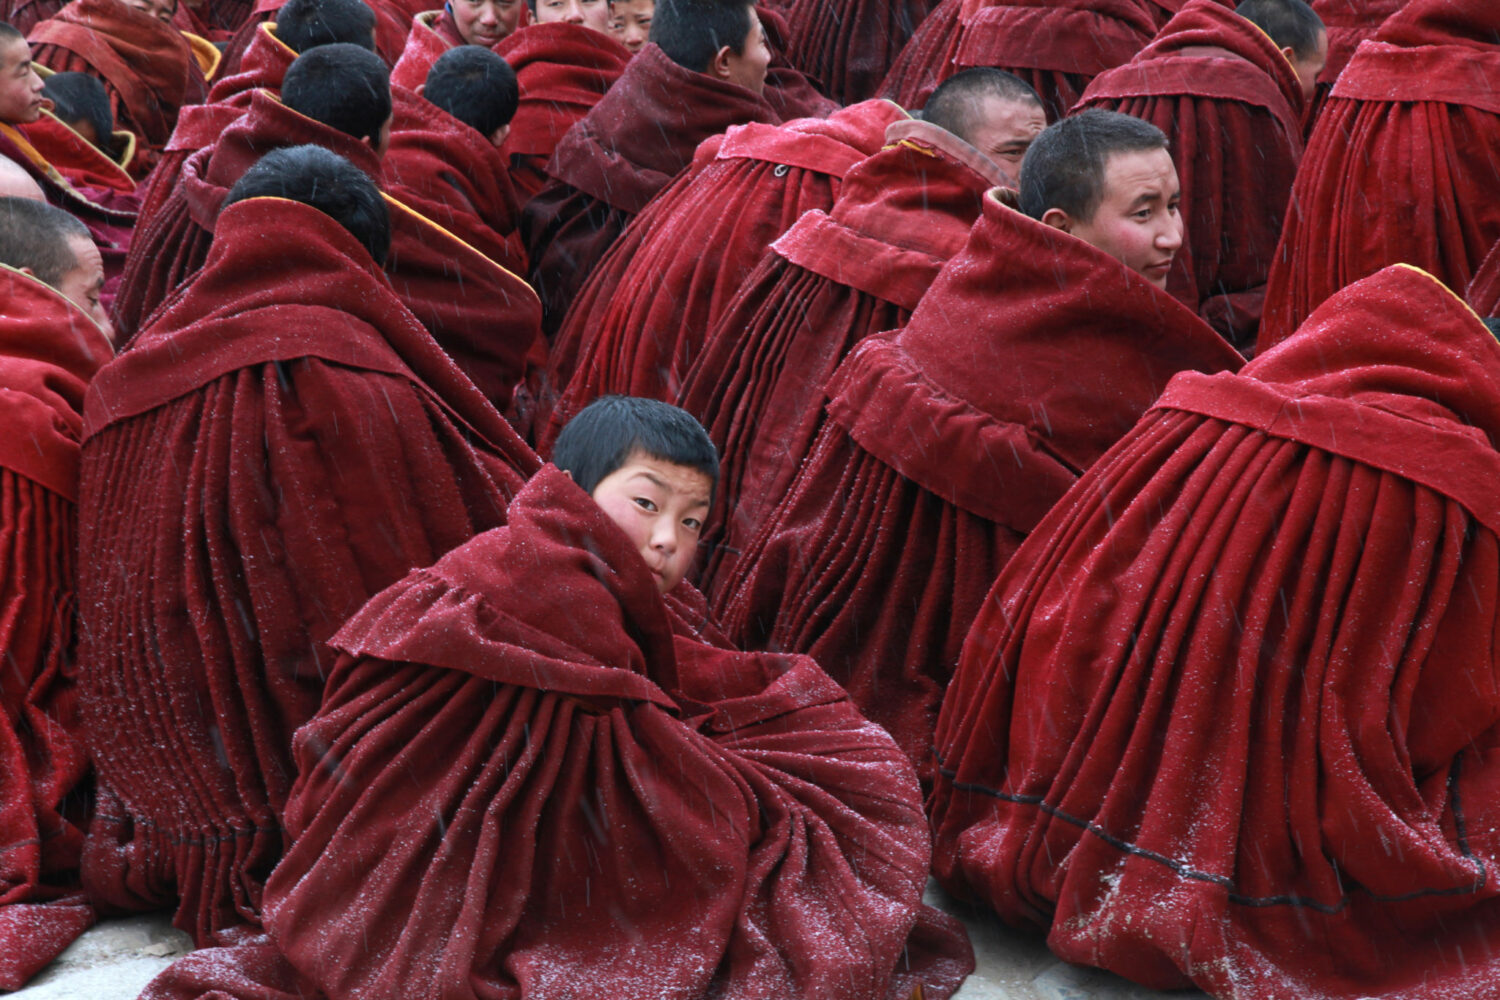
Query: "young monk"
76 145 538 946
532 0 611 33
716 110 1242 775
609 0 650 51
137 396 975 1000
0 198 114 990
38 71 112 154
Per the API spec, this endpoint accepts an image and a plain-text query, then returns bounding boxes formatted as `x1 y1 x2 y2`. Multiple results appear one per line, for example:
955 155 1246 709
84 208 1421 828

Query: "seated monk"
0 199 113 991
27 0 207 176
39 71 114 156
930 264 1500 997
522 0 780 331
1306 0 1403 127
76 145 539 945
530 98 904 447
1260 0 1500 352
681 69 1043 592
714 110 1242 774
137 396 976 1000
1075 0 1324 352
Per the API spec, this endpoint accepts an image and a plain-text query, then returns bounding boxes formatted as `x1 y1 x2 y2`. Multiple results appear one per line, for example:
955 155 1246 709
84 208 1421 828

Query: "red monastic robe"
493 22 631 201
1469 239 1500 317
0 269 113 991
533 99 906 450
389 9 454 90
76 196 538 945
764 0 941 104
1076 0 1305 351
137 465 976 1000
521 43 781 332
678 118 1007 593
1308 0 1404 123
1260 0 1500 352
930 265 1500 998
28 0 208 175
715 191 1242 774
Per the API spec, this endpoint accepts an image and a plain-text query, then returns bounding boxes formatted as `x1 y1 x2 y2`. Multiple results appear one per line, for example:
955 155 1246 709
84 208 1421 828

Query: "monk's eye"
633 497 657 512
683 517 702 532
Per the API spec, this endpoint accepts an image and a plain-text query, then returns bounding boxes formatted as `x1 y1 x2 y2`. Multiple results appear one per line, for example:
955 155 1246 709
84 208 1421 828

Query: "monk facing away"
716 110 1242 776
0 198 114 991
138 396 976 1000
76 145 539 946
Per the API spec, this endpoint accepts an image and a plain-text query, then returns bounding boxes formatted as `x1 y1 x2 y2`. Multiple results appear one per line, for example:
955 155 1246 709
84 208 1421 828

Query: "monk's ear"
708 44 735 84
1280 44 1297 66
1040 207 1072 234
17 265 35 277
489 122 510 148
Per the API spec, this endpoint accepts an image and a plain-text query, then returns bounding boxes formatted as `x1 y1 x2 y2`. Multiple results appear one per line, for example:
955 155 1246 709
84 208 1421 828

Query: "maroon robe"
76 196 538 944
678 118 1007 593
930 265 1500 997
755 4 840 120
533 98 906 450
213 0 279 81
388 9 454 90
28 0 208 175
138 465 976 1000
1075 0 1305 351
715 190 1242 773
1469 239 1500 317
521 42 780 334
1308 0 1404 126
1260 0 1500 352
764 0 941 104
0 269 113 991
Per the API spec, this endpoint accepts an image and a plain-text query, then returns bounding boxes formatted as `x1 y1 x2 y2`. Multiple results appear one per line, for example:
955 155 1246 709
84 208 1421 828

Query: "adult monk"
529 98 903 446
715 110 1242 774
27 0 206 175
1260 0 1500 352
767 0 938 103
522 0 780 330
76 145 538 945
0 199 113 991
1075 0 1321 352
681 69 1041 592
930 264 1500 998
138 396 975 1000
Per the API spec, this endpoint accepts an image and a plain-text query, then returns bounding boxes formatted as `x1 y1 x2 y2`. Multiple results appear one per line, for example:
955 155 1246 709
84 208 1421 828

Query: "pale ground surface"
11 883 1209 999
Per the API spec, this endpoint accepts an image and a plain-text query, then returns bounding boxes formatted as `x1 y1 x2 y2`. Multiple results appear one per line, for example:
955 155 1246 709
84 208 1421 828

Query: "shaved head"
0 153 43 200
923 68 1047 173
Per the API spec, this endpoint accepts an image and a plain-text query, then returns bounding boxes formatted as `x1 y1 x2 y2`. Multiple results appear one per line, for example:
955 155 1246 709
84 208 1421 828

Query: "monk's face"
0 37 45 125
609 0 651 54
715 8 770 95
966 96 1046 175
534 0 612 35
590 452 712 594
1286 30 1328 101
55 233 114 341
452 0 523 47
124 0 177 22
1063 147 1183 289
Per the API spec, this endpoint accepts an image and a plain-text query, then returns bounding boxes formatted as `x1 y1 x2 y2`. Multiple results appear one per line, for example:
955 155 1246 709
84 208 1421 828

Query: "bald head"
922 68 1047 173
0 154 43 200
0 196 112 335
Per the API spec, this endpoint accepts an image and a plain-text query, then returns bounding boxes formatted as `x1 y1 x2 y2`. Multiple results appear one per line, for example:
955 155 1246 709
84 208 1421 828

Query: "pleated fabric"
715 191 1242 775
764 0 942 104
534 99 906 452
1075 0 1305 351
1259 0 1500 352
76 197 538 945
678 118 1005 594
931 265 1500 998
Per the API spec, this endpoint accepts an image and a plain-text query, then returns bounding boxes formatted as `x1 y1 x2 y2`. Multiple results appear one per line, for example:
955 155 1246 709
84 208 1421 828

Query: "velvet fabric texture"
765 0 941 103
533 99 906 451
1468 239 1500 318
1259 0 1500 352
521 42 780 335
389 10 455 90
679 118 1006 594
28 0 208 174
138 465 976 1000
0 269 113 991
75 197 538 945
715 191 1242 774
929 265 1500 997
1076 0 1305 351
492 22 632 201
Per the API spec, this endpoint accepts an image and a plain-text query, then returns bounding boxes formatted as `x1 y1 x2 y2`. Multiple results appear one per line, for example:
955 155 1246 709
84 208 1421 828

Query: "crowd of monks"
3 0 1500 995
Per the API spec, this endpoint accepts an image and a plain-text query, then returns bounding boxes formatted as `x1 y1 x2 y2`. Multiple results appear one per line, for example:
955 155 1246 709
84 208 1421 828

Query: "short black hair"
649 0 752 73
1235 0 1324 59
1019 109 1169 222
42 72 113 148
223 145 391 266
425 45 518 137
553 396 719 500
274 0 377 54
922 68 1041 144
0 196 89 287
0 22 22 45
281 43 391 144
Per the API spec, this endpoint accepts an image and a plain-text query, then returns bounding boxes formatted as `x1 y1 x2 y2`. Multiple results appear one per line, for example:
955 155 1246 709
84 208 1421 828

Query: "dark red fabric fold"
533 98 905 450
930 264 1500 997
76 196 538 944
1260 0 1500 351
1468 240 1500 318
679 118 1005 593
715 190 1241 773
765 0 941 104
388 9 453 90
